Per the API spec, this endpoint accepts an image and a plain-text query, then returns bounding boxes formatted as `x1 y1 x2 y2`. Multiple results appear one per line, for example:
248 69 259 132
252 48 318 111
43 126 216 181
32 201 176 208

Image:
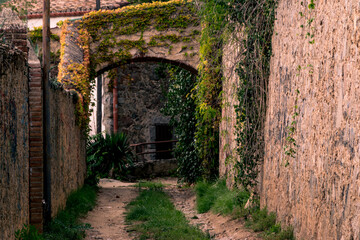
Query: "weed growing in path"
133 181 164 191
126 184 210 240
195 180 295 240
195 179 249 214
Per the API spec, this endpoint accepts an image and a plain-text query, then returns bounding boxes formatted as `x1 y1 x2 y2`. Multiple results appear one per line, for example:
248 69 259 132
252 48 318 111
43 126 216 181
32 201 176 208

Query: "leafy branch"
283 89 300 166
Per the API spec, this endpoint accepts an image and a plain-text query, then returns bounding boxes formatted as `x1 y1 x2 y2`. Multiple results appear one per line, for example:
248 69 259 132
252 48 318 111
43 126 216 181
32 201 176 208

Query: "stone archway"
57 0 200 130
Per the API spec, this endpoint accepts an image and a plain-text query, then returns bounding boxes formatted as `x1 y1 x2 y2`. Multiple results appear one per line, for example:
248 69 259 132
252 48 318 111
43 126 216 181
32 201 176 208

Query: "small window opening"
155 124 173 159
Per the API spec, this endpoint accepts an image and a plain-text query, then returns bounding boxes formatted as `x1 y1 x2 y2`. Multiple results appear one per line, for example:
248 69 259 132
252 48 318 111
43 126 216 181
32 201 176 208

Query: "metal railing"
130 140 178 160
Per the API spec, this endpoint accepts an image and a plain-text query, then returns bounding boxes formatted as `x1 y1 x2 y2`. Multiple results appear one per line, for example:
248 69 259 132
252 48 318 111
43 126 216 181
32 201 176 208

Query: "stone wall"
261 0 360 239
219 30 243 187
0 44 29 239
47 86 86 217
101 62 171 160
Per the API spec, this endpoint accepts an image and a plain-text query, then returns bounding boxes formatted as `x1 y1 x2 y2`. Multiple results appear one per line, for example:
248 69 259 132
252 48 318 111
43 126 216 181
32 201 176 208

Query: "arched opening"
57 0 201 179
96 57 198 76
89 59 197 178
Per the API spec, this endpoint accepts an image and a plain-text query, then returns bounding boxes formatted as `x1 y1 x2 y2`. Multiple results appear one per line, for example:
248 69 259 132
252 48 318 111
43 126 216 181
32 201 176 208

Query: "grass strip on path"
126 185 210 240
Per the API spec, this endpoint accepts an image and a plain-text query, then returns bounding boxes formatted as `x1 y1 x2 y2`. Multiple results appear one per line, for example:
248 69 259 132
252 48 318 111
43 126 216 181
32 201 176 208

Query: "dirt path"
82 179 138 240
82 178 260 240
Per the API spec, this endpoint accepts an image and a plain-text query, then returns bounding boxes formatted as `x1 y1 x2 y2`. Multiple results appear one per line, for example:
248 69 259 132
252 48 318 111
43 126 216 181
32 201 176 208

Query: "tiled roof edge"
25 2 130 19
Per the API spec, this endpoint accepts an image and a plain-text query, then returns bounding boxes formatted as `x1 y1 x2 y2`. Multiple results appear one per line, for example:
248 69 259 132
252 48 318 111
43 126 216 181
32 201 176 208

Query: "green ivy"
230 0 277 190
161 66 201 183
194 0 229 181
28 26 60 43
58 0 200 134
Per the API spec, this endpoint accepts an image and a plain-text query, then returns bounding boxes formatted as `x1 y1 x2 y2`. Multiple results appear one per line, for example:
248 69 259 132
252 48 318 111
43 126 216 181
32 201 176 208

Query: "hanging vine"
194 0 229 181
230 0 277 190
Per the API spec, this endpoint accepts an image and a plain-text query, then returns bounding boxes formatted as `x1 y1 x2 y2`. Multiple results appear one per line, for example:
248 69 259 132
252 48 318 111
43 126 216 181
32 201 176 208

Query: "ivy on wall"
58 21 93 133
194 0 229 181
194 0 277 188
57 0 200 135
57 0 278 186
161 66 200 183
230 0 277 190
79 0 199 69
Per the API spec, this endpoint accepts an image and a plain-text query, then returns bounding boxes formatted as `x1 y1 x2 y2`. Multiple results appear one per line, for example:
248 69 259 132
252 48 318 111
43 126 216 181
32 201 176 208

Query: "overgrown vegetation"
15 225 44 240
195 179 249 214
42 185 97 239
226 0 277 190
126 184 210 240
58 0 200 134
0 0 36 16
15 185 97 240
195 180 294 240
86 132 134 185
161 66 201 183
194 0 227 181
42 185 96 239
28 26 60 43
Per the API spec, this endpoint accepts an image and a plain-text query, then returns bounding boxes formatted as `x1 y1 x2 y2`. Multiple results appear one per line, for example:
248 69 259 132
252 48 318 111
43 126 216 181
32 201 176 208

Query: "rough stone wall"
220 31 243 187
48 87 86 217
101 63 171 158
261 0 360 239
0 45 29 239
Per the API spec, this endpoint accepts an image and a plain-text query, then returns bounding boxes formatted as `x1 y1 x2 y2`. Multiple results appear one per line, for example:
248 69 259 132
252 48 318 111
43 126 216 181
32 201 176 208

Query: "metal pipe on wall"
96 75 102 134
113 68 118 133
42 0 52 225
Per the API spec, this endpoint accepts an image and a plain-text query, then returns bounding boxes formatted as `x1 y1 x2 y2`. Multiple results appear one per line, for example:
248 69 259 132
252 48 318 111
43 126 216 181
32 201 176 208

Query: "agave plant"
86 132 134 185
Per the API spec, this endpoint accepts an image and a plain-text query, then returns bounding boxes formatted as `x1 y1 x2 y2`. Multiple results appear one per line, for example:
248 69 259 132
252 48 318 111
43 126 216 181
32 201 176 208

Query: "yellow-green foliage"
28 26 60 43
58 21 93 133
194 0 227 180
57 0 200 133
80 0 199 67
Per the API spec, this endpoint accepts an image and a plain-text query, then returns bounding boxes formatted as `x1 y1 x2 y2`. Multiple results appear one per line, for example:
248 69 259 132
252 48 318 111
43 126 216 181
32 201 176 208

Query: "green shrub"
161 66 201 183
15 225 44 240
195 179 250 214
194 180 294 239
86 132 134 185
43 185 97 240
265 226 295 240
246 208 276 232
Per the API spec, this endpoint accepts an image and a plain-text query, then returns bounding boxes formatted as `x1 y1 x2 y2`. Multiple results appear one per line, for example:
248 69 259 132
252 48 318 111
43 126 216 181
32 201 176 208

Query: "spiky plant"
86 132 134 185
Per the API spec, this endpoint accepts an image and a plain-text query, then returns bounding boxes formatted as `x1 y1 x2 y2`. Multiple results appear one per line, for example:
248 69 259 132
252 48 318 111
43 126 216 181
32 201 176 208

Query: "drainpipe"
96 75 102 134
95 0 101 134
42 0 51 224
113 68 118 133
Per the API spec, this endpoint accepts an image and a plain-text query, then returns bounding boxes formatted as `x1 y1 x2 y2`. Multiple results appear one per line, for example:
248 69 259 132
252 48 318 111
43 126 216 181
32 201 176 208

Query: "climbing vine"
161 66 200 183
57 0 200 134
79 0 199 69
283 89 300 166
194 0 229 181
58 21 93 133
283 0 316 165
229 0 277 190
194 0 277 185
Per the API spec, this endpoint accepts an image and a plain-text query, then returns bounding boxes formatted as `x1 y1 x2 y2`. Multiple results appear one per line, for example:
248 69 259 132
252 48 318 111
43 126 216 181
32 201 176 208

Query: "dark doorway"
155 124 173 159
